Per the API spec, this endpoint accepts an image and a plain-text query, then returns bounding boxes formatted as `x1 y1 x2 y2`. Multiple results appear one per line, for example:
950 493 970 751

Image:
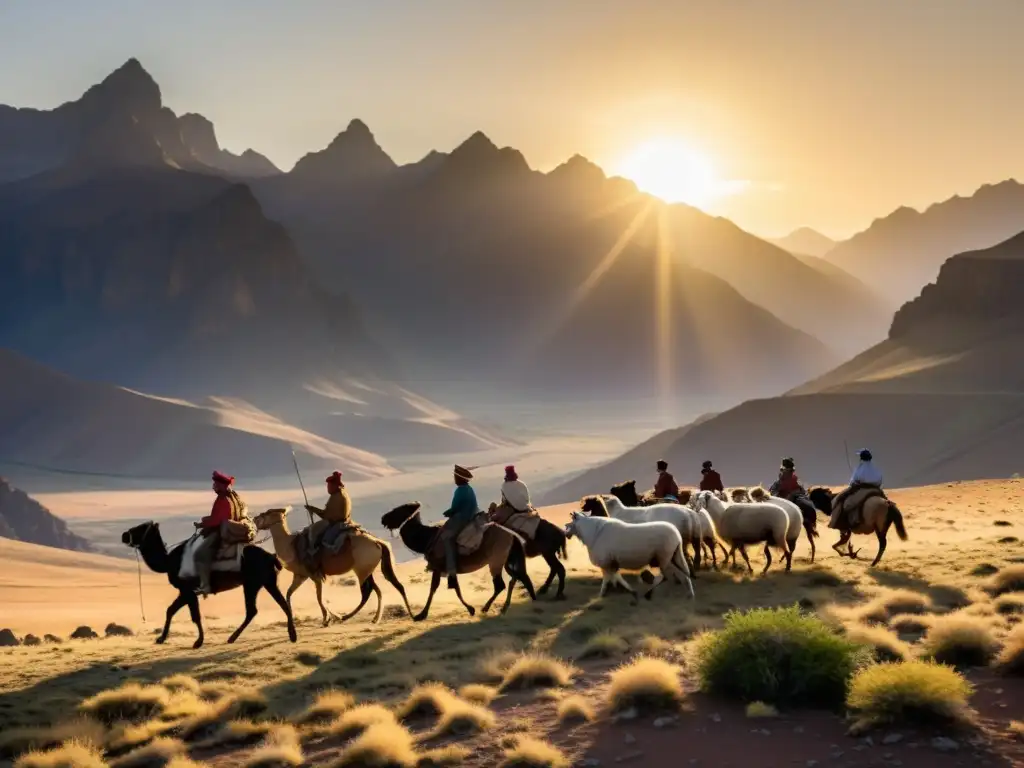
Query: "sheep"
731 487 807 564
582 495 706 573
564 510 694 602
747 486 820 563
692 490 792 575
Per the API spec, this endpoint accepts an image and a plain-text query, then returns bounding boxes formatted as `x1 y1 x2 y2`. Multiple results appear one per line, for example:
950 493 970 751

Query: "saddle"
828 486 886 530
178 534 246 580
428 512 490 565
294 522 360 577
489 502 541 540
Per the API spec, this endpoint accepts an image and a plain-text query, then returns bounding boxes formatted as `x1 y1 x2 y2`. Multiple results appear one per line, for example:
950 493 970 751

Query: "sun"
616 138 732 208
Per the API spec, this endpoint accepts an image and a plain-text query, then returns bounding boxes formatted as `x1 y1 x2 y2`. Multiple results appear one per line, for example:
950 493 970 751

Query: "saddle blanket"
294 522 361 567
455 513 490 555
489 503 541 540
178 535 246 579
828 487 885 529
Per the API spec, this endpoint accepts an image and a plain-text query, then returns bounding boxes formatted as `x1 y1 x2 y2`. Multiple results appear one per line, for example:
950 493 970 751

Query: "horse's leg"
507 541 536 601
705 539 718 569
448 573 476 617
804 524 816 563
721 542 732 564
643 569 665 601
264 578 297 642
313 577 333 627
784 540 795 572
185 593 205 649
549 551 567 600
870 528 888 567
341 573 378 622
537 553 557 596
761 543 773 576
482 565 505 613
499 565 517 615
738 546 754 574
227 580 260 644
285 572 308 611
611 572 638 604
156 592 189 645
599 569 613 598
414 571 442 622
832 531 851 555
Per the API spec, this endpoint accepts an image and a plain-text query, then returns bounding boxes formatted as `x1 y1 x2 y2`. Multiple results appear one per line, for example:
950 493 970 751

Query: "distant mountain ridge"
769 227 836 257
0 478 92 552
824 179 1024 305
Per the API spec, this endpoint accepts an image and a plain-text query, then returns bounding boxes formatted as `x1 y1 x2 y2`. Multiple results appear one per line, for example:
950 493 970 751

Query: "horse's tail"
377 540 413 617
887 502 908 541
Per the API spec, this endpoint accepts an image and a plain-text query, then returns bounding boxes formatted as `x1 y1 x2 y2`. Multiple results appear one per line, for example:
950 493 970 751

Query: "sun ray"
655 204 674 422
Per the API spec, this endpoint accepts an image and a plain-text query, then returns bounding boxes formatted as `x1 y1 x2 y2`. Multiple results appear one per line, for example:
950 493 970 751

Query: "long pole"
292 450 314 526
842 440 852 474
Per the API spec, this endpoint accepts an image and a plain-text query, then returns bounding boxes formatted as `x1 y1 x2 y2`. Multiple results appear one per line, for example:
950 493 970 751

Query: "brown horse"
808 487 908 567
380 502 536 621
253 508 413 626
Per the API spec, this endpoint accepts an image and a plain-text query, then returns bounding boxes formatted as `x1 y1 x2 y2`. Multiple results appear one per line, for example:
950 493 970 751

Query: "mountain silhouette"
0 477 92 552
769 227 836 257
824 180 1024 305
546 227 1024 499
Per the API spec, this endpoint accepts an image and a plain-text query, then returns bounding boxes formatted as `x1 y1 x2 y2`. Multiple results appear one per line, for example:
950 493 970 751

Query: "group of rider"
192 450 883 595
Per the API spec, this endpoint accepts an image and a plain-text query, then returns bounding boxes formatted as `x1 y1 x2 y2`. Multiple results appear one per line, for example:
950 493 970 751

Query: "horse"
807 487 908 567
380 502 536 621
121 521 295 649
564 511 694 602
253 507 412 626
487 502 569 600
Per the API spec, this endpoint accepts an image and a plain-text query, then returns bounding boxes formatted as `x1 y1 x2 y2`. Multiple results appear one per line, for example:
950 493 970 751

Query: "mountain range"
769 227 836 257
545 228 1024 500
0 478 91 552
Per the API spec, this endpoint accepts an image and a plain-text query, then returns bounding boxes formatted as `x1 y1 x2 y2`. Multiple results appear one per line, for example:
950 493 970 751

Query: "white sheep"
692 490 792 575
582 495 704 574
746 486 820 563
564 510 694 602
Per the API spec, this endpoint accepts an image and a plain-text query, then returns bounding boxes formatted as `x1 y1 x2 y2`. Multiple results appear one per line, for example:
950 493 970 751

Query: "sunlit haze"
615 138 749 208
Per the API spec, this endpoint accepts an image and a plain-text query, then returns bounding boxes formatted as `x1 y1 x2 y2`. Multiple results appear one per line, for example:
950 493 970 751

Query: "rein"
128 522 158 625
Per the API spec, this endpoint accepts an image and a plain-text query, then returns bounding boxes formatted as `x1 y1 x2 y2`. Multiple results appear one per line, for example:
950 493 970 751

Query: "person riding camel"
833 449 885 529
194 470 239 595
770 458 803 499
302 471 354 579
441 465 480 588
500 465 533 513
699 460 724 492
653 460 680 502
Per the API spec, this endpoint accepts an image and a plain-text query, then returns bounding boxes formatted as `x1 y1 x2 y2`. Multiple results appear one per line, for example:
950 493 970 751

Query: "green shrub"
692 606 868 709
846 660 974 729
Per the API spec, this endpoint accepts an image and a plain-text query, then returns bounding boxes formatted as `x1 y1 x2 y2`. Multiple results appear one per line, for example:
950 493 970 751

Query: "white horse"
564 510 694 602
692 490 791 575
581 495 713 572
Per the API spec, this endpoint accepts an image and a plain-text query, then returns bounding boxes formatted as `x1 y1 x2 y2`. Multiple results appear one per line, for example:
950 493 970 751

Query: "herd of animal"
119 482 907 650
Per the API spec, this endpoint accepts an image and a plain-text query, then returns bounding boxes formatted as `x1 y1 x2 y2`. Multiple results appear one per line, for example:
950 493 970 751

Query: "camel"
121 521 295 649
487 501 569 599
808 487 908 567
380 502 536 621
252 508 413 626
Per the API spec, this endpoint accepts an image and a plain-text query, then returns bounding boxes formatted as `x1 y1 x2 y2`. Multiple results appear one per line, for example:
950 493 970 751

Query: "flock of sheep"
563 486 819 602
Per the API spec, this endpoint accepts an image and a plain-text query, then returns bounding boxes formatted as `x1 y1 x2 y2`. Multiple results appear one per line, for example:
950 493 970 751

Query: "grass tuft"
199 720 276 749
431 699 495 737
324 704 396 741
293 690 355 726
499 736 569 768
921 614 1000 668
745 701 779 718
499 654 575 692
476 649 521 683
887 613 932 635
845 624 911 662
242 726 303 768
329 721 417 768
416 746 471 767
575 632 628 660
158 677 201 696
605 657 683 714
555 695 594 725
988 565 1024 596
1 721 105 760
995 594 1024 615
692 606 867 709
110 737 186 768
394 684 456 722
846 660 975 730
79 684 170 726
995 624 1024 676
457 684 497 706
859 590 931 623
15 742 107 768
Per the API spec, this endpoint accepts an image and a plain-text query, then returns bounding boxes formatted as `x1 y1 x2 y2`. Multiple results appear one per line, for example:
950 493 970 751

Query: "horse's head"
808 487 833 513
122 521 157 548
580 495 609 517
677 488 693 506
381 502 422 531
609 479 639 506
254 507 290 531
565 510 582 539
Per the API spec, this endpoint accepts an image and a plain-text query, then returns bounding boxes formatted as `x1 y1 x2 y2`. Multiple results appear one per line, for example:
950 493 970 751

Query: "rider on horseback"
500 465 533 513
653 460 680 502
771 458 802 498
302 471 354 579
194 470 238 595
833 449 885 529
441 465 480 588
699 460 724 492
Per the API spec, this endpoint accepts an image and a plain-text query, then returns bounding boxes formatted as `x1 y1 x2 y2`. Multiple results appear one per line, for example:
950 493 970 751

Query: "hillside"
544 229 1024 498
825 179 1024 305
768 226 836 257
0 479 92 552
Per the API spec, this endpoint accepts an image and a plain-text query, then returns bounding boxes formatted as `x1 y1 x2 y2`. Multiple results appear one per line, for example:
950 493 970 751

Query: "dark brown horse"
380 503 536 621
122 522 295 648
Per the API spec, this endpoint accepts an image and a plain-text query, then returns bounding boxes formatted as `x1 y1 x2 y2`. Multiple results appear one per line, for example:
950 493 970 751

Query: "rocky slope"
0 479 92 552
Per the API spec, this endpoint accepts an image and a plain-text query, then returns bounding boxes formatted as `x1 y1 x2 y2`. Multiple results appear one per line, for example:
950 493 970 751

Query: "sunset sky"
3 0 1024 238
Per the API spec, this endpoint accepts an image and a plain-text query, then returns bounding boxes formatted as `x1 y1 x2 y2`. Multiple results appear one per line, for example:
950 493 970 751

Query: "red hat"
212 470 234 485
326 471 343 484
504 465 518 481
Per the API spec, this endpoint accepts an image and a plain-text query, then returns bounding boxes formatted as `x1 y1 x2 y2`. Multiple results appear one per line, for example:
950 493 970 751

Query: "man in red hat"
302 471 353 578
193 470 237 595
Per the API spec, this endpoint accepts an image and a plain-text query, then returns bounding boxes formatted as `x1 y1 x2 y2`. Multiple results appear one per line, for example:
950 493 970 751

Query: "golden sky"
3 0 1024 238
